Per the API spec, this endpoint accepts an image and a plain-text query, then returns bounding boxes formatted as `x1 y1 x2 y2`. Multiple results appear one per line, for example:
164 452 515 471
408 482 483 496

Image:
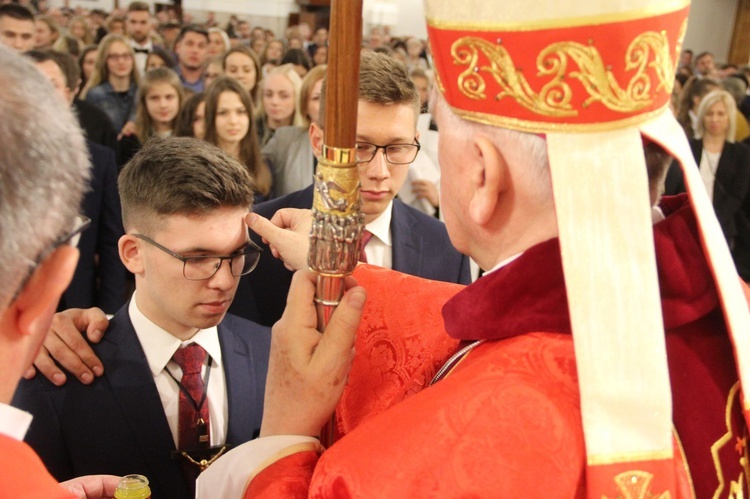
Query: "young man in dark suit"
231 51 471 326
14 138 271 499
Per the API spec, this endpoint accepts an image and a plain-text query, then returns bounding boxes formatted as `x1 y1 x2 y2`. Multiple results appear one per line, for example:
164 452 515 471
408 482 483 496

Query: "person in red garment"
197 0 750 497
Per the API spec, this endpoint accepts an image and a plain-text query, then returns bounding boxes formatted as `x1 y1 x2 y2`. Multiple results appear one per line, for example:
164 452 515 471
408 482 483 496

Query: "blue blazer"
230 185 471 326
13 305 271 499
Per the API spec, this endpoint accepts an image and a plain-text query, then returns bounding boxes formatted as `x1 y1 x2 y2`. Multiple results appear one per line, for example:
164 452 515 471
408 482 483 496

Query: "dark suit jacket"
59 141 127 314
664 138 750 279
229 185 471 326
73 99 118 155
13 305 271 499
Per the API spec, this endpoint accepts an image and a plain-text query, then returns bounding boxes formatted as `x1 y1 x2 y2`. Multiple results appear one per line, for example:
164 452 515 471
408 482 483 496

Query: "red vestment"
248 195 748 498
0 434 74 498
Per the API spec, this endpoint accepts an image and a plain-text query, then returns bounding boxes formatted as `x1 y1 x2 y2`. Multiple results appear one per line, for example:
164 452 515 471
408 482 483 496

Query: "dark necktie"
171 344 210 450
359 231 373 263
133 47 149 54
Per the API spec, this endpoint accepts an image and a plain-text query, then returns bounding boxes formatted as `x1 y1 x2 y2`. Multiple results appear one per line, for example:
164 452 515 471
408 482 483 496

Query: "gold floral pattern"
451 27 680 118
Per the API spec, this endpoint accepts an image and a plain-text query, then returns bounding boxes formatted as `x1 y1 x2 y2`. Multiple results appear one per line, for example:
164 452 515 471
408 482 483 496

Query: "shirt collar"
129 292 222 377
365 201 393 246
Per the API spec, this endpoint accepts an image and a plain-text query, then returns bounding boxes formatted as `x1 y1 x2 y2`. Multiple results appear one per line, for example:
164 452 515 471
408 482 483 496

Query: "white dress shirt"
129 38 153 76
699 149 720 203
362 201 393 268
129 294 228 448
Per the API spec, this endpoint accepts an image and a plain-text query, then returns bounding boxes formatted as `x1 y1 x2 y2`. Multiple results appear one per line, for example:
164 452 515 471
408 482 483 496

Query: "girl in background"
203 56 224 88
119 67 184 165
145 47 176 72
261 39 285 76
203 76 272 201
175 92 206 139
78 45 98 92
208 27 231 57
223 45 262 102
255 63 304 147
262 65 326 196
80 34 140 135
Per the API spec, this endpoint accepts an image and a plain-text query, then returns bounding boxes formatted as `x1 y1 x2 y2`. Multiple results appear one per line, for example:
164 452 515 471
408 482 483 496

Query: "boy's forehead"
355 101 417 134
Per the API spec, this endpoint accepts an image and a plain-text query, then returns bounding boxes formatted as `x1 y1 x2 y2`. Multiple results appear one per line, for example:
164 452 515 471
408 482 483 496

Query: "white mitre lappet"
426 0 750 496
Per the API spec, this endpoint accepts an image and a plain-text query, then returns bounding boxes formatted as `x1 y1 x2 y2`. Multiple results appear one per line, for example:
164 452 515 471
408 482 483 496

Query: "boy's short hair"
119 138 255 233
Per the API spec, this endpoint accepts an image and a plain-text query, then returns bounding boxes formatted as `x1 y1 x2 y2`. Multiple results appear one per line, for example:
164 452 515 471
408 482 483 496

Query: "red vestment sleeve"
0 434 74 498
244 451 319 499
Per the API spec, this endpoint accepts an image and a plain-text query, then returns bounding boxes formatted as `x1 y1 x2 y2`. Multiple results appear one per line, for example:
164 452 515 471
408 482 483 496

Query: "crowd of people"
1 0 750 497
0 0 443 314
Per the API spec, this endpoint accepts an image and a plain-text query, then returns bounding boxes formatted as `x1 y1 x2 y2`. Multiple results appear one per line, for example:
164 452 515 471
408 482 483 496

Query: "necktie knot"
172 343 206 376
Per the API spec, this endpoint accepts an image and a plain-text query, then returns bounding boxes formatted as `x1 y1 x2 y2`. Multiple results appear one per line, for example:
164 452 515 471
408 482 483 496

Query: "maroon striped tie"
359 231 373 263
172 343 210 450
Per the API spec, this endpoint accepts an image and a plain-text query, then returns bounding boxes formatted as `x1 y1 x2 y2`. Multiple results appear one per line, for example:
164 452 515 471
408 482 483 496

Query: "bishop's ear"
468 135 507 225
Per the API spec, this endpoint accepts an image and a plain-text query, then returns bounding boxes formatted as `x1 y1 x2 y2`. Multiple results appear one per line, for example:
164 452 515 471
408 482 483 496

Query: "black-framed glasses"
133 234 263 280
355 138 421 165
13 215 92 300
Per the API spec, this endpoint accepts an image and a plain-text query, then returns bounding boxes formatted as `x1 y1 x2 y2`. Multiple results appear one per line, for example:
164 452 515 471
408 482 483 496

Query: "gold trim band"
322 145 357 165
426 0 689 33
449 102 672 134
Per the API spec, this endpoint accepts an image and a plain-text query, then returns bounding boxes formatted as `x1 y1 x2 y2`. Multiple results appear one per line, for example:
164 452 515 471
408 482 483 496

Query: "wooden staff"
307 0 363 447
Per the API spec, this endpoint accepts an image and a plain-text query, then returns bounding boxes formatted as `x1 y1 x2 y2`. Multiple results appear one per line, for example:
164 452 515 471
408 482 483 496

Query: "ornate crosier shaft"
309 145 364 328
308 0 363 448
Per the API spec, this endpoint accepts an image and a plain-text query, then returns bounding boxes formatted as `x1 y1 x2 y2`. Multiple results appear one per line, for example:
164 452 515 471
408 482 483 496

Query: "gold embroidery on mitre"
603 471 671 499
710 382 749 498
451 29 676 117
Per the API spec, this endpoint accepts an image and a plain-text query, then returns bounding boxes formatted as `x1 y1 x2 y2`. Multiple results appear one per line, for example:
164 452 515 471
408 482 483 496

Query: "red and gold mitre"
426 1 688 132
426 1 750 497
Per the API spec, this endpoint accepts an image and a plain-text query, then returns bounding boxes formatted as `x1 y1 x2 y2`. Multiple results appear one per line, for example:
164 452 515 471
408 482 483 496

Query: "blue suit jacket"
13 305 271 499
59 140 127 314
230 185 471 326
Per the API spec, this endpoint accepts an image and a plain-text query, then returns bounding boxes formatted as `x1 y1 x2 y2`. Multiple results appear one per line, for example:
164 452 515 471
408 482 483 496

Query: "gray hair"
0 46 90 307
694 89 737 142
433 91 551 198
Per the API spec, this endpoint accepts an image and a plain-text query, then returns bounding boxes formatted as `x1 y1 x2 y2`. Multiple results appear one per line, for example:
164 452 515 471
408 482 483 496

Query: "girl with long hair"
119 68 184 165
203 76 273 201
255 63 304 146
223 45 262 102
79 34 140 135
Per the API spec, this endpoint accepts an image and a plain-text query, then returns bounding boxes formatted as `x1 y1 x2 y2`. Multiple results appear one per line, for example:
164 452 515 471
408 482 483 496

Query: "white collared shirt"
363 201 393 268
129 294 228 448
0 403 32 441
129 38 153 76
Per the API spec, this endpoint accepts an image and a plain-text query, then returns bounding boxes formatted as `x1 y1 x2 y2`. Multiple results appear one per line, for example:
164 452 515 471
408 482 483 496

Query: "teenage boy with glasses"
13 137 271 499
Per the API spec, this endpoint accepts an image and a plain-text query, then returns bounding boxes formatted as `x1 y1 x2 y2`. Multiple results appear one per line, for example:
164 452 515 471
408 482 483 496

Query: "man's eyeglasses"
13 215 91 300
355 138 421 165
133 234 263 281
